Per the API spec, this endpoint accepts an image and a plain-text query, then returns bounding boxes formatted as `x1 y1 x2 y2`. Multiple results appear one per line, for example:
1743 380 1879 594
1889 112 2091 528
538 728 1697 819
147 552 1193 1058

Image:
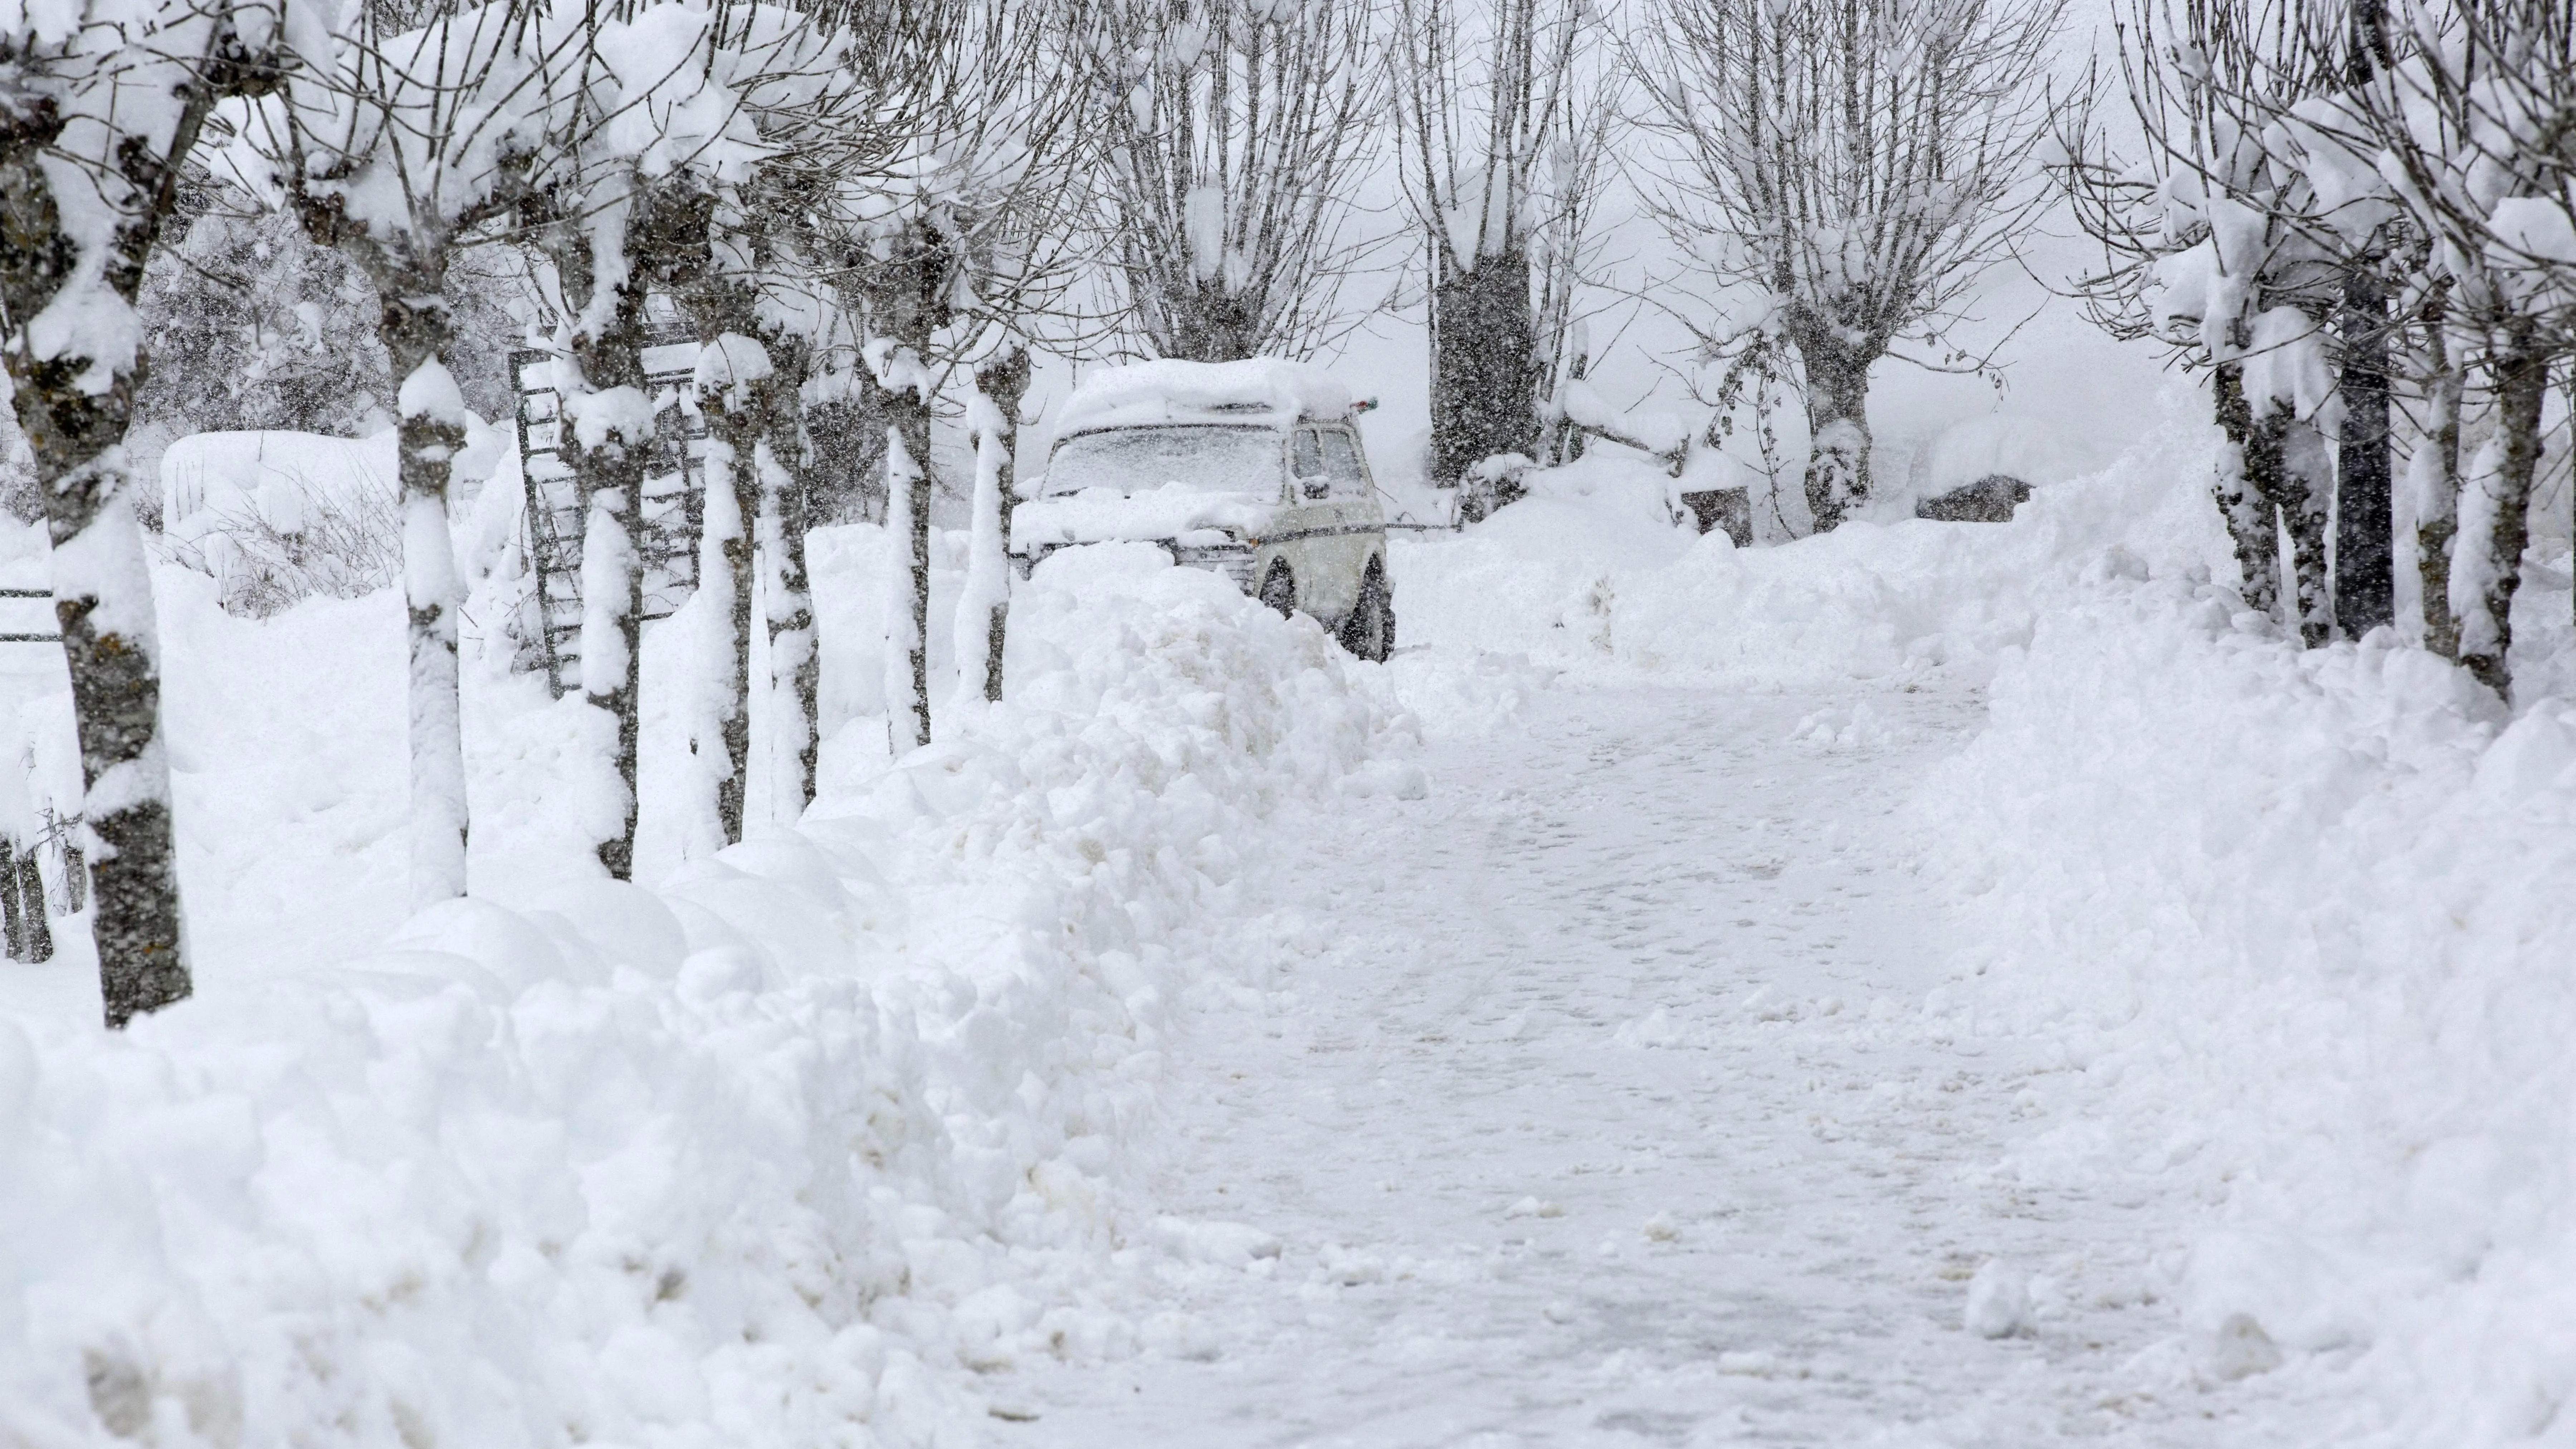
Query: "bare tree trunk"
2456 323 2544 698
1430 248 1541 488
1797 340 1873 532
2414 297 2463 659
2333 259 2394 639
1160 283 1264 362
0 75 221 1024
2211 362 2281 617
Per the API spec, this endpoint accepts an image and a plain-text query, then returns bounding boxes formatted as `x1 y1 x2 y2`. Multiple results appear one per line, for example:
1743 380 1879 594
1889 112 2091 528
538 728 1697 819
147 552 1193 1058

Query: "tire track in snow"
1006 677 2238 1446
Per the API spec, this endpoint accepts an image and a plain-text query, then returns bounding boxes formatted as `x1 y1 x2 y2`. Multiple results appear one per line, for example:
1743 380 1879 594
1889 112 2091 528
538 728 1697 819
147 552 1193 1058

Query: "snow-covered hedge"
0 546 1387 1446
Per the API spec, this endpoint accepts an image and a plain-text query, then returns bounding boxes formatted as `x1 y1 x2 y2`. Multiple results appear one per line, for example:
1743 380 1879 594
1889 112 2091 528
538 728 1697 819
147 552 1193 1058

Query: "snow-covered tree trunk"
697 332 792 844
1797 336 1874 532
2333 259 2394 638
0 19 277 1023
385 311 471 904
1430 250 1541 490
2412 297 2463 660
2210 362 2282 618
696 425 751 841
2249 402 2333 649
954 346 1026 713
557 251 653 880
853 217 952 753
759 426 817 816
882 413 930 752
2453 325 2546 698
571 403 648 879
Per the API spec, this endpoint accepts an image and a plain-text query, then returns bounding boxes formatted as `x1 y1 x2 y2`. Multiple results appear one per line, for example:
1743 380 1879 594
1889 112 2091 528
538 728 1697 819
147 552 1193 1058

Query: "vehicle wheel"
1338 564 1395 662
1259 560 1297 618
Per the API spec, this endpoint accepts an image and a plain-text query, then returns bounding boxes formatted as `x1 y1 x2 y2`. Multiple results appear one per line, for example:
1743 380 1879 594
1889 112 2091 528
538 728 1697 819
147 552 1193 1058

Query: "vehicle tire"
1338 563 1394 662
1259 559 1298 618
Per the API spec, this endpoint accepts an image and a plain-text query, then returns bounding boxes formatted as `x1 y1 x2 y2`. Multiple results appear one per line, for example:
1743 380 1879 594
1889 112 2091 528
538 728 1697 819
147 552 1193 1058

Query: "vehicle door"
1281 425 1342 614
1310 425 1383 620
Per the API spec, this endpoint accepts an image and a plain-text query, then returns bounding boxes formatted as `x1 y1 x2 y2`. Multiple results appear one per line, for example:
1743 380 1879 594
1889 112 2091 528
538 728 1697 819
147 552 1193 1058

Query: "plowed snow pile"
1923 572 2576 1446
0 545 1392 1446
1396 437 2576 1445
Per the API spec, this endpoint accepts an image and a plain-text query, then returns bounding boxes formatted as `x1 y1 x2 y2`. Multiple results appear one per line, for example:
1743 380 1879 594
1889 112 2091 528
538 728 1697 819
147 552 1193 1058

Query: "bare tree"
1391 0 1617 494
2290 0 2576 695
266 0 556 902
1087 0 1382 361
1638 0 2067 531
1 0 286 1025
2056 0 2346 642
836 1 1093 753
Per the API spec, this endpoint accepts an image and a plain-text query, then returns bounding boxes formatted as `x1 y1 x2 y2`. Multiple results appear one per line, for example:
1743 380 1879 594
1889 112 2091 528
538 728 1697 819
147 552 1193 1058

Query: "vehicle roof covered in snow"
1054 359 1351 436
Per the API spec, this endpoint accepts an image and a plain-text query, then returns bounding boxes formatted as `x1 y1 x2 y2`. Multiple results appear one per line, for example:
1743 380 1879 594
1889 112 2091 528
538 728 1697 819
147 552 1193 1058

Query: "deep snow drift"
0 544 1399 1445
0 408 2570 1444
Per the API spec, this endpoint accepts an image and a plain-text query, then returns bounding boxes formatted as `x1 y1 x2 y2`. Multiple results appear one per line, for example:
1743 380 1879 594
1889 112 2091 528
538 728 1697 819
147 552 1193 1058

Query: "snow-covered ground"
1 414 2572 1445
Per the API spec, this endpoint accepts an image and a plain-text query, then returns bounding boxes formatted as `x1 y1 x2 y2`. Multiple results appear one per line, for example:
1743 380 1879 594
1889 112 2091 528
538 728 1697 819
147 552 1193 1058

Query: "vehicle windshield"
1046 426 1282 495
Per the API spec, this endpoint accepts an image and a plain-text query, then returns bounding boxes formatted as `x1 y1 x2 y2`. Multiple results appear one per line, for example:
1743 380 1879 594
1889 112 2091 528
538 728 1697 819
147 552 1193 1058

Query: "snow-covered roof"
1054 359 1351 435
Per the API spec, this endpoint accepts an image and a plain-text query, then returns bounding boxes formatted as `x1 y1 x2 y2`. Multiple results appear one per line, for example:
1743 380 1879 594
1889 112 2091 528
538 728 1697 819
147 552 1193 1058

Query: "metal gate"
510 334 708 699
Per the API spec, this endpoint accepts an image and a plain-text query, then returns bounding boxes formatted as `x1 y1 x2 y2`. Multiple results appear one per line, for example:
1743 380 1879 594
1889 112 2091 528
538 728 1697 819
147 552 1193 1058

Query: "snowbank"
0 546 1389 1446
1919 571 2576 1444
1403 426 2576 1441
1394 439 2224 689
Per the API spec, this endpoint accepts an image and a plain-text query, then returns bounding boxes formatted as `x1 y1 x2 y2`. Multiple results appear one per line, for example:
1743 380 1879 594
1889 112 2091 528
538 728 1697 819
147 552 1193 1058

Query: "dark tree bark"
1793 329 1874 532
2457 323 2545 698
2333 258 2393 638
972 345 1030 703
2252 404 2334 650
1155 282 1264 363
1429 248 1541 489
851 218 954 752
762 397 819 811
0 23 280 1025
804 381 890 525
887 385 933 750
2210 362 2282 618
2415 288 2463 660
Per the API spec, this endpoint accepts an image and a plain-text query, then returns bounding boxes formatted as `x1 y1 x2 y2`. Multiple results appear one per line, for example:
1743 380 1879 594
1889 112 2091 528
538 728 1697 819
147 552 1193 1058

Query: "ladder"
511 335 708 699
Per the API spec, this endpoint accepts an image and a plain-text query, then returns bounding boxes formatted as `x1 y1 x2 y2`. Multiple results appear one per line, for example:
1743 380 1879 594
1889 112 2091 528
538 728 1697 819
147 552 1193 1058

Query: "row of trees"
28 0 2555 1027
7 0 2083 1027
2060 0 2575 697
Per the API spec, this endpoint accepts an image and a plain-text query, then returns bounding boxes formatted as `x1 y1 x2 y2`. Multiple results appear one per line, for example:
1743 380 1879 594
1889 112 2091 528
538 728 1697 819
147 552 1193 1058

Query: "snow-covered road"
1009 675 2219 1446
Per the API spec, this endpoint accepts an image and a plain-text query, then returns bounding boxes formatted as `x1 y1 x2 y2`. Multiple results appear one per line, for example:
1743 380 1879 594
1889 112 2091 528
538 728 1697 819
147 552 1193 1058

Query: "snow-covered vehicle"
1009 360 1395 661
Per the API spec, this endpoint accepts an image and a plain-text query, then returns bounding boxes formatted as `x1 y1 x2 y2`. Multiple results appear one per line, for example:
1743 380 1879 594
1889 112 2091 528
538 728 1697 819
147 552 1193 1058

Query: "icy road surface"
1008 678 2237 1446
